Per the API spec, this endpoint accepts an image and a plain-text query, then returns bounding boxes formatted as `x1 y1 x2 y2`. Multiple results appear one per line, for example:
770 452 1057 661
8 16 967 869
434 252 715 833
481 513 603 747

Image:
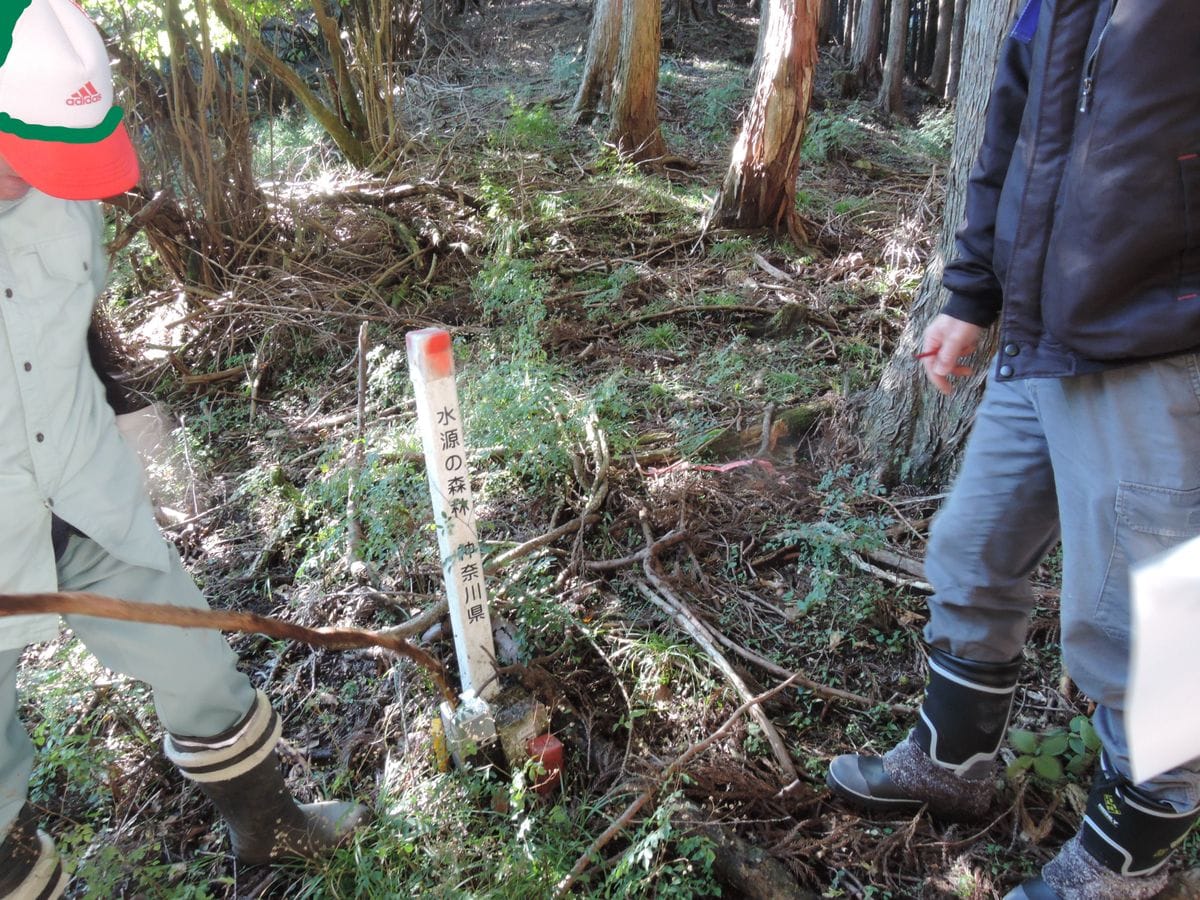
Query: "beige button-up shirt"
0 189 167 650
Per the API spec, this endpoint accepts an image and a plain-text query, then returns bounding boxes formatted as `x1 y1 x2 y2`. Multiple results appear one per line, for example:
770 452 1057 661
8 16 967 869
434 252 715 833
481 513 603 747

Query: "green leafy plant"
801 108 870 163
495 97 562 152
1007 715 1101 782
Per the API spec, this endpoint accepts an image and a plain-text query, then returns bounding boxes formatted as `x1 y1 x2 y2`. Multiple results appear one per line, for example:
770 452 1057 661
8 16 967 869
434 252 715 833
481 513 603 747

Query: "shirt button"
22 361 30 372
35 432 44 442
999 365 1014 378
1003 343 1019 357
83 261 89 272
4 289 11 299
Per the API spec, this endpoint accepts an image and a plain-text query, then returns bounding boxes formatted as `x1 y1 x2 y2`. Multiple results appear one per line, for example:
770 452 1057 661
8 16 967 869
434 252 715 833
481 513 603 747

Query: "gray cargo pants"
0 534 256 836
923 352 1200 810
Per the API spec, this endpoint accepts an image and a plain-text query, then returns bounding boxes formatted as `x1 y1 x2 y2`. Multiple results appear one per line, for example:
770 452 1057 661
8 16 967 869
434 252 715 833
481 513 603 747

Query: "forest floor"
21 2 1200 899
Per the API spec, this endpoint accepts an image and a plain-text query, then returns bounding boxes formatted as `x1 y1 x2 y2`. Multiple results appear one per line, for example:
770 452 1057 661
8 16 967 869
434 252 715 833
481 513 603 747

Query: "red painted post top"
406 328 455 380
527 733 564 797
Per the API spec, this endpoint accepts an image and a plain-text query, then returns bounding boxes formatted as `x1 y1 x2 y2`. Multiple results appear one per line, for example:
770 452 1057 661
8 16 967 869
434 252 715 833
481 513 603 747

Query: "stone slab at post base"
439 692 500 770
492 684 550 771
438 684 549 774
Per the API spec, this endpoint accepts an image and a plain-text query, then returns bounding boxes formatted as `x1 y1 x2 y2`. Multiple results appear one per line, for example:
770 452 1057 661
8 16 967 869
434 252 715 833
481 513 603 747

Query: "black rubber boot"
166 690 370 865
0 804 68 900
826 647 1020 819
1005 754 1200 899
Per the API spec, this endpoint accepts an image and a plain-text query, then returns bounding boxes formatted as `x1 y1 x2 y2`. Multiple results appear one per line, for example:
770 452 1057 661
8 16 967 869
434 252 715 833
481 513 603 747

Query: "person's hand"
919 314 984 396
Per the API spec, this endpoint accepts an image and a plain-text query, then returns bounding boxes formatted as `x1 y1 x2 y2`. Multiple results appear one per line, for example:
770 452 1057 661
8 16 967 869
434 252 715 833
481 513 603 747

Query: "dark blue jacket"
941 0 1200 380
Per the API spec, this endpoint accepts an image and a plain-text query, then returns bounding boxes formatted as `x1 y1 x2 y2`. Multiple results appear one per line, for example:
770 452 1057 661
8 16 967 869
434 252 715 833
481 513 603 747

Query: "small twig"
0 591 454 704
552 672 806 898
637 513 797 782
752 252 794 284
755 402 776 458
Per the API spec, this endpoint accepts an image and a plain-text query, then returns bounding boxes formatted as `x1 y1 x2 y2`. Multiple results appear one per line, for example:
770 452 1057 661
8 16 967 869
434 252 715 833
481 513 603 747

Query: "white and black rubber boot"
0 804 68 900
1004 754 1200 899
166 690 370 865
826 647 1020 820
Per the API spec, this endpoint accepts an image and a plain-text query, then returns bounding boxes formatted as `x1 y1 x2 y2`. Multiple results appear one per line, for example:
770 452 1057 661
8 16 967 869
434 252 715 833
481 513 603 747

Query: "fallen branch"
608 302 773 334
704 627 912 716
377 598 448 640
484 514 601 574
637 515 797 784
564 414 610 579
378 514 602 640
584 528 688 572
552 672 805 898
842 548 931 593
636 580 798 784
0 591 454 705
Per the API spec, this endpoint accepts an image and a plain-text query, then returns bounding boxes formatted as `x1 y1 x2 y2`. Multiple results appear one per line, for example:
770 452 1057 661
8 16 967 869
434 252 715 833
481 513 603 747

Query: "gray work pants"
0 535 256 836
924 352 1200 810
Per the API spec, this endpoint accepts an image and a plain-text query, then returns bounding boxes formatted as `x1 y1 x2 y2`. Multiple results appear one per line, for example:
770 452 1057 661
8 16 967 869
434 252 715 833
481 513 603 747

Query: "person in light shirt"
0 3 367 896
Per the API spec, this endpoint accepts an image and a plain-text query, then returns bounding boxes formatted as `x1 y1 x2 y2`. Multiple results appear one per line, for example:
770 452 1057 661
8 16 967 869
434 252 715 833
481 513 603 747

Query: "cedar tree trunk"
859 0 1017 485
608 0 668 162
850 0 883 85
876 0 908 114
573 0 623 124
707 0 820 239
929 0 954 95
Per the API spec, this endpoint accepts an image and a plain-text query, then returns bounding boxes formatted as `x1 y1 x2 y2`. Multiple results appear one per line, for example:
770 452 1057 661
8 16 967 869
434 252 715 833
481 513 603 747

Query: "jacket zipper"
1080 0 1118 113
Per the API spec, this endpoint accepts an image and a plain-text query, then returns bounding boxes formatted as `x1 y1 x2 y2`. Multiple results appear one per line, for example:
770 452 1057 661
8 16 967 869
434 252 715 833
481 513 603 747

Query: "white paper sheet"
1127 534 1200 784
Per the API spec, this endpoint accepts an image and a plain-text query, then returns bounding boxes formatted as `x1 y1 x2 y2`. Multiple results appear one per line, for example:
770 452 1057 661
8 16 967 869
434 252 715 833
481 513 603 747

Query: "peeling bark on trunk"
707 0 819 240
860 0 1015 485
572 0 623 124
608 0 668 162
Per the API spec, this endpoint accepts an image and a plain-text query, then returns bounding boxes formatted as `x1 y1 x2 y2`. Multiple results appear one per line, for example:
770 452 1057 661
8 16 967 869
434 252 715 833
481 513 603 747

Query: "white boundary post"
406 328 499 702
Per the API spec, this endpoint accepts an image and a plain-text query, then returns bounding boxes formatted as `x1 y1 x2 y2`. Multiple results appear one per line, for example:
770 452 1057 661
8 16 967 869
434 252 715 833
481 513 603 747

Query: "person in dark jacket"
825 1 1200 898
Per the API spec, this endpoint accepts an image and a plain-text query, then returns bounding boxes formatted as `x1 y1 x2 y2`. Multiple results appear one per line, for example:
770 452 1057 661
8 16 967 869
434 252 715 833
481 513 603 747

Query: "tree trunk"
929 0 954 95
572 0 623 124
945 0 968 100
850 0 883 86
859 0 1016 485
707 0 820 239
876 0 908 114
608 0 668 162
920 0 940 78
819 0 839 43
842 0 859 54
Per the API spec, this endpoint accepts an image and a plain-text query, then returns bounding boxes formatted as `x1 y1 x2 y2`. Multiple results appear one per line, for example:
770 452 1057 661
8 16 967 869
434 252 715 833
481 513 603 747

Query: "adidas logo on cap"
66 81 102 106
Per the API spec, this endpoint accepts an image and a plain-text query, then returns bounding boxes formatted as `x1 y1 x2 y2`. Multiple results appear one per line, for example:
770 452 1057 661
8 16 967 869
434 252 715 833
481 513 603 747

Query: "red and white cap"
0 0 138 200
